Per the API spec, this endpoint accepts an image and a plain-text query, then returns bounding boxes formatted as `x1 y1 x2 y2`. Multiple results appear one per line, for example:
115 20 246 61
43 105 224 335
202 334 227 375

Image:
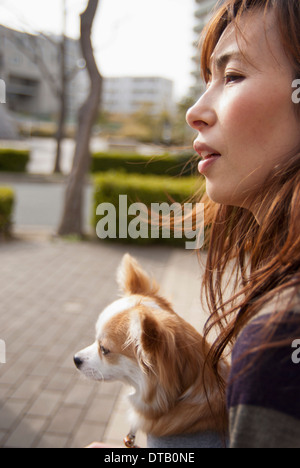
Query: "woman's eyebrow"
210 50 244 72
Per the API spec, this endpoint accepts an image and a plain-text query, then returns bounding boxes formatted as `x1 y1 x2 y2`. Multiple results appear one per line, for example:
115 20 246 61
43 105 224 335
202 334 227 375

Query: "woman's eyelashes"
224 74 244 85
205 68 245 87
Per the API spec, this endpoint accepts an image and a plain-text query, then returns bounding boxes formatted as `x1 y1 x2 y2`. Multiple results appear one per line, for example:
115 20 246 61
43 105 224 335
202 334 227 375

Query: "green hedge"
0 149 30 172
0 187 15 238
92 171 205 247
91 152 196 177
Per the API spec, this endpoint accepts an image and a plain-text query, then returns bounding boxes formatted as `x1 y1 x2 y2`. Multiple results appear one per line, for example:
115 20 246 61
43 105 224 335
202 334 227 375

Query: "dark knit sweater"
227 288 300 448
148 287 300 449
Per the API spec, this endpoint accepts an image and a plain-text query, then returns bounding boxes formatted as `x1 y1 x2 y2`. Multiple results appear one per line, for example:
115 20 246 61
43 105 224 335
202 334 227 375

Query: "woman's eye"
100 345 110 356
224 74 243 85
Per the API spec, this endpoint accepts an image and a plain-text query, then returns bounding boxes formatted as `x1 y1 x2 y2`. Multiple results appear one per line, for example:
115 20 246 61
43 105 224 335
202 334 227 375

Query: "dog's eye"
100 345 110 356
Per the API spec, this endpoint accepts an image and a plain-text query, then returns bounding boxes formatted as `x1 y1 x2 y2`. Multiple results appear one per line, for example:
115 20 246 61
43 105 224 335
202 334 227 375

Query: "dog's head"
74 254 204 405
74 254 169 383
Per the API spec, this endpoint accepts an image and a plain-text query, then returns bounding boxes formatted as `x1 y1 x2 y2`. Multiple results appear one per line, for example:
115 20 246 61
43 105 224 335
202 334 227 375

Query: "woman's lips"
198 155 221 174
193 142 222 175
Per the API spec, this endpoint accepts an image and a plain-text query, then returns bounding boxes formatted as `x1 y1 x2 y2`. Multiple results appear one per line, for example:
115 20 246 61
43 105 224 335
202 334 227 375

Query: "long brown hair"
197 0 300 401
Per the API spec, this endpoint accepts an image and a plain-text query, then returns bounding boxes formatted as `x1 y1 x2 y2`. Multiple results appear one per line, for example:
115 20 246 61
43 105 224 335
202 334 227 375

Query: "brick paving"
0 234 205 448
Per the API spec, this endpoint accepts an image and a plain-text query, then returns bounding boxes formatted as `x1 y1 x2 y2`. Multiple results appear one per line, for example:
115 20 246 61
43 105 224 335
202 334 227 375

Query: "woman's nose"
186 95 216 131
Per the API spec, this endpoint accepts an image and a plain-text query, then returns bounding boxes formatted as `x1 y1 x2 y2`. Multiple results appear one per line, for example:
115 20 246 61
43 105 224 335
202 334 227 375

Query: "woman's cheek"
219 84 273 153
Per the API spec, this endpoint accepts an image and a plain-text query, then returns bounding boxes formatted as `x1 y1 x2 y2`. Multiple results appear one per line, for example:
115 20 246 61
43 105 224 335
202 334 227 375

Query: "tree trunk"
57 0 102 236
54 34 67 174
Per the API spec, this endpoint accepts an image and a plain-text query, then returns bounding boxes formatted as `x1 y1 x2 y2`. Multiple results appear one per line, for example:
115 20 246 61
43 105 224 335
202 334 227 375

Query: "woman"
88 0 300 449
185 0 300 448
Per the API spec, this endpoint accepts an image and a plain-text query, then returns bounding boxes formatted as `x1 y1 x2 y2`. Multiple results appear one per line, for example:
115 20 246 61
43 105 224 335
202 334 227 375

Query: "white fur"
75 296 139 384
74 287 167 433
75 338 141 385
75 342 103 381
74 255 227 442
95 296 136 336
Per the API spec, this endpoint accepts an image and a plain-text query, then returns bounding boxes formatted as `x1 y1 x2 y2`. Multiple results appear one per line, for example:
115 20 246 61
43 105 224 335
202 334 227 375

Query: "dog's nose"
74 355 83 368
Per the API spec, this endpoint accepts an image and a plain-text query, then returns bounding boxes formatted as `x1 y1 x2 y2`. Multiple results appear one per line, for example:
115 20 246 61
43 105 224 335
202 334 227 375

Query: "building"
0 25 174 124
0 25 89 121
192 0 218 97
102 76 174 117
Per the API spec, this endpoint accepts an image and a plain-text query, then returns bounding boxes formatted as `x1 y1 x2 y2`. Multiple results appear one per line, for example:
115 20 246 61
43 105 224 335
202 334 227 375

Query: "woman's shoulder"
227 282 300 418
253 283 300 319
232 283 300 355
227 283 300 447
232 282 300 363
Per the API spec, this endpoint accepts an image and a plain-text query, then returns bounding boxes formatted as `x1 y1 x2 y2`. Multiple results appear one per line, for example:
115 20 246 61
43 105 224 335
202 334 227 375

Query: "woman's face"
186 10 300 216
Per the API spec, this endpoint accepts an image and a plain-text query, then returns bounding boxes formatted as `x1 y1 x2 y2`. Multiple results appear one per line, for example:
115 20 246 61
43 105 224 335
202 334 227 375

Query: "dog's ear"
139 311 184 398
138 311 200 402
140 312 165 355
117 254 159 296
135 311 168 375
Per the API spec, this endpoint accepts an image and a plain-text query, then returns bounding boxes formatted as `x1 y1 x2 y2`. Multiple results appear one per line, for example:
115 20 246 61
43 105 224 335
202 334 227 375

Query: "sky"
0 0 197 100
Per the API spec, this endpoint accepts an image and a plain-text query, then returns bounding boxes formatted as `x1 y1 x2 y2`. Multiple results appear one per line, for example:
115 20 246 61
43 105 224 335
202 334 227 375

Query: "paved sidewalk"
0 234 207 448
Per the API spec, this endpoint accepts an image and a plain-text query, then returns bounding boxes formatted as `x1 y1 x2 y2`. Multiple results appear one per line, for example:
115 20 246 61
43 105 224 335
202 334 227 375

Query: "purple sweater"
148 287 300 449
227 302 300 448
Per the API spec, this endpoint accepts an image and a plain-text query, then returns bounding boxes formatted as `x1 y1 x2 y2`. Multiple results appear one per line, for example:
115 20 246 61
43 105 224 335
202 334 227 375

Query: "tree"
57 0 102 237
53 0 67 174
3 5 83 174
172 96 196 146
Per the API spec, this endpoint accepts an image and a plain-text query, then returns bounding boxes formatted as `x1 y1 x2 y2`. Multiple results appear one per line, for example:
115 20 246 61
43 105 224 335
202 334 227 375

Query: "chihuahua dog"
74 254 228 446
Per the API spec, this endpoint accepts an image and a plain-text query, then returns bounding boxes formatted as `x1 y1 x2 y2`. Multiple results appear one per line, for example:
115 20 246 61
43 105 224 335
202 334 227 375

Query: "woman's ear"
116 254 159 296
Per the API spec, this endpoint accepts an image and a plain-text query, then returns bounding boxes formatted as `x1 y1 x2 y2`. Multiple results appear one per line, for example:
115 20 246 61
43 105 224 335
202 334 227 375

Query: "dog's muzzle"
74 355 83 369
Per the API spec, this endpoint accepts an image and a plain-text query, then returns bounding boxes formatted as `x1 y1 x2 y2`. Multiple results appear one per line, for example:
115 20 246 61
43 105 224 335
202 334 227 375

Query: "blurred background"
0 0 218 237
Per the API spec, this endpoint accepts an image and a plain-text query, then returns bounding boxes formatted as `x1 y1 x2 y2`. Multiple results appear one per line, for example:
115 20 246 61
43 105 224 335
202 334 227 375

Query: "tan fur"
75 254 229 439
127 305 228 436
